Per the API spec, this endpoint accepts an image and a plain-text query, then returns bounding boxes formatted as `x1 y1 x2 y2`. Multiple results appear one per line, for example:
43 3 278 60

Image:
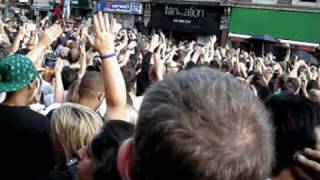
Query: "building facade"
95 0 145 29
229 0 320 51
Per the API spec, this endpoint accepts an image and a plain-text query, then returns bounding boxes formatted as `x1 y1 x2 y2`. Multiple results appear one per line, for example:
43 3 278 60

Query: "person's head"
66 79 81 103
122 66 137 93
118 67 273 180
78 71 105 111
173 49 187 64
62 66 78 91
307 80 319 91
165 61 179 76
256 85 272 102
282 77 300 95
60 47 70 59
265 95 320 178
15 48 31 55
58 35 67 47
274 74 288 91
0 55 39 106
308 89 320 102
77 120 134 180
221 60 232 72
51 103 103 161
68 48 81 64
209 59 220 69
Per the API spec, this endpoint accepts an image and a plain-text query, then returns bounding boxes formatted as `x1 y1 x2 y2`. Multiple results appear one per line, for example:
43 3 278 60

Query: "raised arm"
10 24 27 54
91 12 127 121
54 58 65 103
27 25 62 65
0 18 10 44
78 43 87 79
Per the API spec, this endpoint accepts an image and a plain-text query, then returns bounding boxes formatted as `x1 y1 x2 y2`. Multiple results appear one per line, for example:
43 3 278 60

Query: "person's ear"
118 138 134 180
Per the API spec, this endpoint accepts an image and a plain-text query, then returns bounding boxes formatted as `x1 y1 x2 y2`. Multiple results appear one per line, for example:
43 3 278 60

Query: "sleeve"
136 51 153 96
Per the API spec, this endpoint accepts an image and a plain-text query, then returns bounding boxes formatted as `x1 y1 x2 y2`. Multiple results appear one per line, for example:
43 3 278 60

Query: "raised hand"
92 12 115 55
148 34 161 52
294 148 320 179
91 12 126 121
110 15 122 38
18 24 27 37
54 58 63 75
38 24 63 48
154 47 165 81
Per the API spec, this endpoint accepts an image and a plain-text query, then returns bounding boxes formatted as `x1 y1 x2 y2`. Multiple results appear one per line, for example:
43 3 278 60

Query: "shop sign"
96 2 143 15
32 0 52 11
150 3 223 34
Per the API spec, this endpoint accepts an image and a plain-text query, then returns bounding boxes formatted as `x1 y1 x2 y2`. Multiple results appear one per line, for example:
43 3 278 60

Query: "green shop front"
229 7 320 54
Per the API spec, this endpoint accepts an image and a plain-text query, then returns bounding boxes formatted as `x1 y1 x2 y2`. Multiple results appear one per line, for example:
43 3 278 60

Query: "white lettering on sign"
173 19 192 24
112 4 130 9
165 5 205 18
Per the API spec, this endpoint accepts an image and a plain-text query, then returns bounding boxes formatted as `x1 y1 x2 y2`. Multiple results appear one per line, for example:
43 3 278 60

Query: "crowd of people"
1 11 320 180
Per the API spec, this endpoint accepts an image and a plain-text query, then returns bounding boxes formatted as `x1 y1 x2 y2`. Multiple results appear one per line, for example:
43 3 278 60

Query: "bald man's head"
79 71 104 100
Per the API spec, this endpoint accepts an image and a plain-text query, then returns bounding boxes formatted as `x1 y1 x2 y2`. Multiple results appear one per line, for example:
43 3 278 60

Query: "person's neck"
273 168 295 180
78 98 98 111
2 93 29 107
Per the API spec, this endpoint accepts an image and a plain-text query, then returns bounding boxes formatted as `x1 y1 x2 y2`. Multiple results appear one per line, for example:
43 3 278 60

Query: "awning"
229 7 320 46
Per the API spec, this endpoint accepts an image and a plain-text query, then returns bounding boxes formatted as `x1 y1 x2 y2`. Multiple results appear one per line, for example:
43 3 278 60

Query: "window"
292 0 320 7
252 0 278 5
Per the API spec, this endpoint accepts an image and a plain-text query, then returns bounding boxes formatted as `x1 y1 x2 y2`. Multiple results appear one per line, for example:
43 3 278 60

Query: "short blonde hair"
51 103 103 160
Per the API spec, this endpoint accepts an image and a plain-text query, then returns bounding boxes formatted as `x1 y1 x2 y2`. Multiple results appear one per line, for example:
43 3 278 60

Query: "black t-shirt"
0 105 56 180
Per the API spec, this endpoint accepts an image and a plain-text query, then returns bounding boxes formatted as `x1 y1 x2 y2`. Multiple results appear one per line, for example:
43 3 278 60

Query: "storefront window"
251 0 278 4
292 0 320 7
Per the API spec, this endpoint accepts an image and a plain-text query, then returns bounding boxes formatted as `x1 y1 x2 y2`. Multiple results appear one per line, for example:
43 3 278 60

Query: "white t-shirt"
0 93 6 104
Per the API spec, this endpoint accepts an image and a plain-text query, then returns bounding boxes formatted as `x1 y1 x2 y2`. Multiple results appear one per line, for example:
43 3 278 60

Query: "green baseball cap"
0 55 37 92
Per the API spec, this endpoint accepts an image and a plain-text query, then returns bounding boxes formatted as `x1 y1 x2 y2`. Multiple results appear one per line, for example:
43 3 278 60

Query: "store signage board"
150 3 223 34
96 2 143 15
32 0 52 10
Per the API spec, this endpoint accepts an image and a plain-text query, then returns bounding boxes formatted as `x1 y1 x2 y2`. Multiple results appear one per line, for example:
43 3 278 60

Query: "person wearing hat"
0 55 56 180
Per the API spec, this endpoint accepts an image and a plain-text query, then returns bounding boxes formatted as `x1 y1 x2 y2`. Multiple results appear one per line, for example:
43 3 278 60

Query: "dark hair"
221 60 232 72
15 48 31 55
134 67 273 180
61 67 78 90
282 77 300 94
78 71 104 99
307 80 319 91
209 60 220 69
265 95 320 176
91 120 134 180
257 85 272 101
122 66 137 92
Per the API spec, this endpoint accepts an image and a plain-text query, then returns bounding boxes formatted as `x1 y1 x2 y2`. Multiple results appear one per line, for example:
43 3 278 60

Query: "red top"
54 6 62 18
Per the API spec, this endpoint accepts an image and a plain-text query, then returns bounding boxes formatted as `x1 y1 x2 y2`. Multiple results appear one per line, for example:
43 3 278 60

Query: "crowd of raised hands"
1 11 320 179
